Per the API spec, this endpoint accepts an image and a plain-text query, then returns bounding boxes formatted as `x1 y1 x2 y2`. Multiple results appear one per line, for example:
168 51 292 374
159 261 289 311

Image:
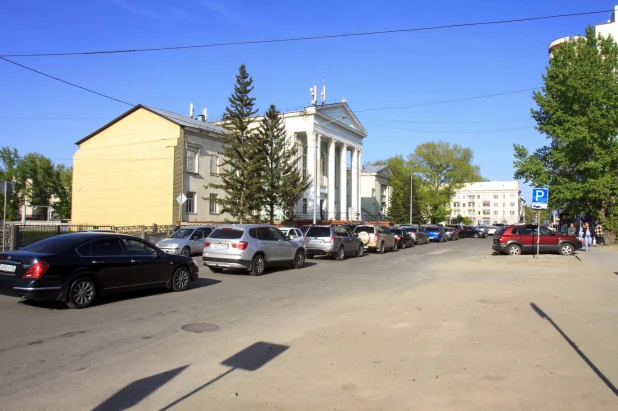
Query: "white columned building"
277 102 367 221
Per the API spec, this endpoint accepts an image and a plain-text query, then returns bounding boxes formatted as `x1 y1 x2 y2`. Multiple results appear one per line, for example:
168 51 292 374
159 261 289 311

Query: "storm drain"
181 323 220 333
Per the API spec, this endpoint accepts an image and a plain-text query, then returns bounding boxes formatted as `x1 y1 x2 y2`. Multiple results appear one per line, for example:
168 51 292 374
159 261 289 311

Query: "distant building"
360 165 393 220
450 181 522 226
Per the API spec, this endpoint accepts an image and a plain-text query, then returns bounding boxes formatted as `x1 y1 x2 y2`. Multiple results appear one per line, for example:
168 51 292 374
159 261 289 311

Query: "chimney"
189 103 194 118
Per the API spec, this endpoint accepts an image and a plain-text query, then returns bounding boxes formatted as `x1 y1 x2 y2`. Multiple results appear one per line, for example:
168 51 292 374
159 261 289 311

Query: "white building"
450 181 522 226
360 165 393 219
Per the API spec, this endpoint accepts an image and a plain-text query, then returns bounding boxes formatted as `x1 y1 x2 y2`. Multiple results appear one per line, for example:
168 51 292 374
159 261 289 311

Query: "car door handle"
131 260 141 263
92 260 105 264
258 242 265 245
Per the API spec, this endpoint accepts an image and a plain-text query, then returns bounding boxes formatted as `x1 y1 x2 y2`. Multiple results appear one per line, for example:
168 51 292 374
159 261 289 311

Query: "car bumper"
202 256 252 270
492 243 507 252
305 244 334 255
159 248 182 255
0 277 63 301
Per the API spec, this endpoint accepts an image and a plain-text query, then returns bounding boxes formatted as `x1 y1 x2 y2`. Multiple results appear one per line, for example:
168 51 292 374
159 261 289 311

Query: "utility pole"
409 174 413 225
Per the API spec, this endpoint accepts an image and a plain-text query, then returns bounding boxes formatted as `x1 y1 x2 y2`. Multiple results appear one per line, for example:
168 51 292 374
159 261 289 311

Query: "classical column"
306 133 316 218
327 139 336 220
314 134 322 222
357 149 362 216
351 148 358 219
339 145 347 219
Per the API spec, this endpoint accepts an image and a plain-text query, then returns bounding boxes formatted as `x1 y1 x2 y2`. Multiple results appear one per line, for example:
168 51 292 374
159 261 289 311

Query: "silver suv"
156 226 215 256
354 225 397 253
304 225 364 260
202 224 306 276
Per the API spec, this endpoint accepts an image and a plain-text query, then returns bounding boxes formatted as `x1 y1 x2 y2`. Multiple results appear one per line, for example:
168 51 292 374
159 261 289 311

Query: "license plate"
310 239 323 243
0 264 16 273
212 243 229 250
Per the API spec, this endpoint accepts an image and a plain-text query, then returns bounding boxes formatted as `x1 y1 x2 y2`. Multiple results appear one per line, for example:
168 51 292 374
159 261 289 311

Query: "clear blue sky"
1 0 613 202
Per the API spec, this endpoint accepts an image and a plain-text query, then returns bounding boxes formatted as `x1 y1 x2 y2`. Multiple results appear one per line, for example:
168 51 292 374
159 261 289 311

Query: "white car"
278 227 307 246
156 226 215 256
487 226 499 236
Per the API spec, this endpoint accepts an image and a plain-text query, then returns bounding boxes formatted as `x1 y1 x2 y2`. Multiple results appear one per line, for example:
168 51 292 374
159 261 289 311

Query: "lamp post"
313 116 347 225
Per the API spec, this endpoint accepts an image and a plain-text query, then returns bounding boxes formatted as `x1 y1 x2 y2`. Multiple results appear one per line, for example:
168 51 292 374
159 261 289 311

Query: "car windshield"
425 227 440 232
170 228 194 239
279 229 289 236
354 226 375 234
209 228 244 239
306 227 331 237
21 235 88 254
445 228 453 232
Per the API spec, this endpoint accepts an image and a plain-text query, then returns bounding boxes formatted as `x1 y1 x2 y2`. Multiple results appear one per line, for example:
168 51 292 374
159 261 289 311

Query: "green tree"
375 156 426 224
209 64 264 223
407 141 483 224
53 164 72 219
258 104 310 224
15 153 57 219
453 214 473 225
514 27 618 231
0 147 20 221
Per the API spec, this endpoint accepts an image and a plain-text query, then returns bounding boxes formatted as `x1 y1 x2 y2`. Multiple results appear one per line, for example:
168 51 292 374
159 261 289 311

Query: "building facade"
450 181 522 226
72 105 229 226
360 165 392 219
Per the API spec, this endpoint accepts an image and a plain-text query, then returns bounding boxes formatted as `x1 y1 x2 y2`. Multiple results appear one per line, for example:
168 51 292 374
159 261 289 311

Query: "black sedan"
390 228 414 249
0 233 199 309
462 226 487 238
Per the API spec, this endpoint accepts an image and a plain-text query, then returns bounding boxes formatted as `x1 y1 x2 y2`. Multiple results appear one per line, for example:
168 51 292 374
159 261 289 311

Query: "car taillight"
204 241 211 247
330 237 336 244
23 261 49 279
374 233 378 242
396 235 401 240
232 241 248 250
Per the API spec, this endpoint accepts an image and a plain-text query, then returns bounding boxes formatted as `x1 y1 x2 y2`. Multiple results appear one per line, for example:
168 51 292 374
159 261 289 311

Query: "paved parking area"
0 238 616 410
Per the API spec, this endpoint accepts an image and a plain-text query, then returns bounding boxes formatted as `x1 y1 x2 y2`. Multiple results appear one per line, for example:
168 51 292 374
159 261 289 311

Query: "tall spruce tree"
209 64 263 223
258 104 310 224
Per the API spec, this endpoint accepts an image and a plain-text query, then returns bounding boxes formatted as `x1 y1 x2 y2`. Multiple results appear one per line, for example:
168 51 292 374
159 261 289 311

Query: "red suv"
492 225 581 256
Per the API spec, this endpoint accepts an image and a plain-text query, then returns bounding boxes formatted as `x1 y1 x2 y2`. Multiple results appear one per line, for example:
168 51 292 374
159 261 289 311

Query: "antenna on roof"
189 103 194 118
341 96 346 103
321 81 326 105
202 108 208 121
310 84 317 106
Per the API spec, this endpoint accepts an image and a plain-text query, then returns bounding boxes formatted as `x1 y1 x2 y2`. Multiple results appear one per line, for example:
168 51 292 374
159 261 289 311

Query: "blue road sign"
531 188 548 210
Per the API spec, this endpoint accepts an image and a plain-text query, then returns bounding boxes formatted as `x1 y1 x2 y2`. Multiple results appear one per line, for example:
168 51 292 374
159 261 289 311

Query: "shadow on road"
213 262 317 276
530 302 618 397
92 365 189 411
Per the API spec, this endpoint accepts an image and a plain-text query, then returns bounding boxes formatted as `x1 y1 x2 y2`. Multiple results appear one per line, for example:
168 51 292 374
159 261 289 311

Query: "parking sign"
531 188 548 210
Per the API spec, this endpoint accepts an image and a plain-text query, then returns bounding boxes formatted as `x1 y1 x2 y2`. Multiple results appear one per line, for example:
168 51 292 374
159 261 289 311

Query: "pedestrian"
174 220 181 232
595 222 604 246
567 222 576 237
584 222 592 252
378 211 383 221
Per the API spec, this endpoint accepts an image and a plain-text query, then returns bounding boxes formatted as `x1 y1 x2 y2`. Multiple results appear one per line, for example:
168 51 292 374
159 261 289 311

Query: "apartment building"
450 181 522 226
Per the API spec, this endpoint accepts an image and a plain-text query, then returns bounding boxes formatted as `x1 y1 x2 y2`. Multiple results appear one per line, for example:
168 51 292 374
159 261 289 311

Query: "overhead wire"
0 9 611 57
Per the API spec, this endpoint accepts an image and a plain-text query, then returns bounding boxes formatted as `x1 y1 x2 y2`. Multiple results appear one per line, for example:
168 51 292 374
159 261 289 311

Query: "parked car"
424 226 447 242
278 227 306 246
299 225 311 235
444 227 459 241
461 226 485 238
478 225 489 234
446 224 465 239
353 225 397 253
0 232 199 309
400 226 430 245
487 226 500 236
492 224 581 256
390 228 414 249
156 226 215 256
304 225 364 260
202 224 306 275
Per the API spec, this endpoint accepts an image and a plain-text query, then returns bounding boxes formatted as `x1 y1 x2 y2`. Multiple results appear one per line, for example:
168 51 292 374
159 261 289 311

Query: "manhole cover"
181 323 220 333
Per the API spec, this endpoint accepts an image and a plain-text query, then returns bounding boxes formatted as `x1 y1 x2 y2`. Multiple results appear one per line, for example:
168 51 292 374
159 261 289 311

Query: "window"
493 202 498 207
210 155 219 175
302 145 307 180
483 210 491 216
321 151 326 177
503 202 506 207
462 203 466 207
510 211 515 215
77 239 123 256
510 193 515 198
510 202 515 207
493 211 498 216
185 192 196 213
482 201 490 207
468 195 475 200
453 202 460 208
468 202 475 208
121 239 158 256
477 195 480 199
478 211 481 215
270 227 286 241
502 194 506 199
468 211 474 216
493 194 498 199
302 198 308 214
186 149 198 173
209 193 218 214
211 228 244 239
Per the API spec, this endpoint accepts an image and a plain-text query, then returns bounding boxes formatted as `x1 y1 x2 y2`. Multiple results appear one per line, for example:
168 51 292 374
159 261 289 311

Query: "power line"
355 88 540 112
0 57 134 106
363 122 533 134
0 117 112 120
0 9 611 58
357 117 532 124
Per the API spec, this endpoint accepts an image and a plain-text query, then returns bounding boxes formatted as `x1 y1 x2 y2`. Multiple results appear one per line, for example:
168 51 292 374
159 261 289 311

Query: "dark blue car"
424 226 447 242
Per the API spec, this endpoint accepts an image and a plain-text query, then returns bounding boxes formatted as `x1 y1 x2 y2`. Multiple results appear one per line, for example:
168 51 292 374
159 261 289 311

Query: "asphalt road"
0 236 491 410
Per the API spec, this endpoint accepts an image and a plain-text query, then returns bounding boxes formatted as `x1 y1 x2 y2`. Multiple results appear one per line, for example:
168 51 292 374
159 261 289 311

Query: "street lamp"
313 116 347 225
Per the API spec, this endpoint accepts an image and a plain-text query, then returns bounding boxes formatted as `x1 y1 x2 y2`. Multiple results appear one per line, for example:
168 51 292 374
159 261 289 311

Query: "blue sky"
0 0 613 202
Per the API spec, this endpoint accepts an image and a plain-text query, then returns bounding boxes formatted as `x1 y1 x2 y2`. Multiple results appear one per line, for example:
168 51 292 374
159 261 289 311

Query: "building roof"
362 165 389 174
455 181 520 192
75 104 226 145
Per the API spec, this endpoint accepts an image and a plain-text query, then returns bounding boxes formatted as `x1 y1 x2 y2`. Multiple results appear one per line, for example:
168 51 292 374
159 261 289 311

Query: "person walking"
567 222 576 237
174 220 181 232
584 222 593 252
595 222 604 246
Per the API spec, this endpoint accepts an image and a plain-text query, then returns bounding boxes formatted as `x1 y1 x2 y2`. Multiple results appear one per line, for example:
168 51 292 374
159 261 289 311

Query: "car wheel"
181 247 191 257
66 277 96 309
392 241 398 252
293 250 305 268
171 266 190 291
559 243 574 256
400 241 406 250
357 245 364 257
209 267 223 273
335 246 345 261
250 254 266 276
378 242 385 254
507 244 522 256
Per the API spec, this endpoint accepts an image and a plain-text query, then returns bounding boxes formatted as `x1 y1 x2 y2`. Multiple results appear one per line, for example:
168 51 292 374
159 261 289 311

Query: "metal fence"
8 224 176 250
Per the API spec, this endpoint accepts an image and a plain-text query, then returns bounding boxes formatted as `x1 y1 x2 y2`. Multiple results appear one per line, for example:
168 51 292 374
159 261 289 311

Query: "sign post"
531 188 549 259
176 193 187 224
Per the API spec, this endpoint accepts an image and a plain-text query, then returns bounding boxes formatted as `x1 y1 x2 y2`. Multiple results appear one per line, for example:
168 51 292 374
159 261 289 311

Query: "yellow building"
72 105 228 226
